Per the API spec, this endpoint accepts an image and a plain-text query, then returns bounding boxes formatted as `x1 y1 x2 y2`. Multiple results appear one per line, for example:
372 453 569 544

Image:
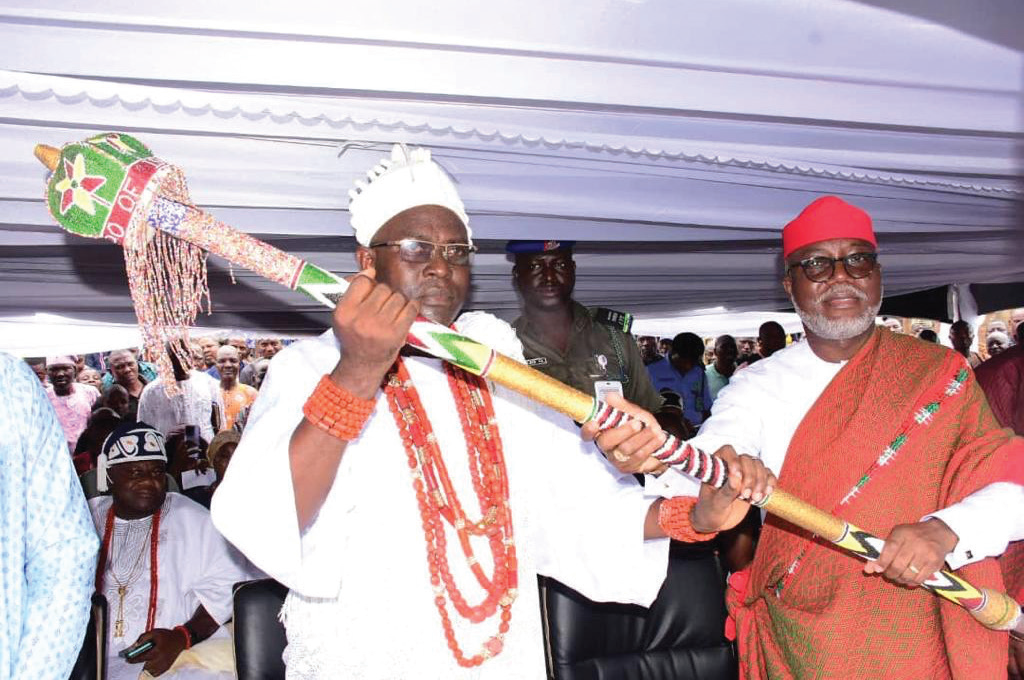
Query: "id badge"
594 380 624 402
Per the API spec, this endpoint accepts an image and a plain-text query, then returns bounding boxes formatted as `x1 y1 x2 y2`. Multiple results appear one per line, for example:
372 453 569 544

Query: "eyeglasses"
787 252 878 283
369 239 477 266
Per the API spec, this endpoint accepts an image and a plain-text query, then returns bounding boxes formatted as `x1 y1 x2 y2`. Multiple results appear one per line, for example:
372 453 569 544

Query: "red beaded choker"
385 358 518 668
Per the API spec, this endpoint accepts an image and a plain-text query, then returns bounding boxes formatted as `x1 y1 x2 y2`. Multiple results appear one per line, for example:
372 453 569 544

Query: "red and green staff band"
34 134 1024 639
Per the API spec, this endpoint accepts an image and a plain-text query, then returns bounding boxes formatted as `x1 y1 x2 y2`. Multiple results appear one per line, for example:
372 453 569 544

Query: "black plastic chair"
233 579 289 680
69 593 107 680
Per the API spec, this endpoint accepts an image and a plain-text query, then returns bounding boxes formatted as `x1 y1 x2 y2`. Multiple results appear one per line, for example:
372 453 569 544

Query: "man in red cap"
658 196 1024 678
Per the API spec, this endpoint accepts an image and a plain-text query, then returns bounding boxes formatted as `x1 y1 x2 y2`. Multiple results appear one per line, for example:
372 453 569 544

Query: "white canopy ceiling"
0 0 1021 333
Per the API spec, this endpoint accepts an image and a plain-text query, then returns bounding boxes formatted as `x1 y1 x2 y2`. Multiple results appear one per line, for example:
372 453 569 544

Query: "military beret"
505 240 576 254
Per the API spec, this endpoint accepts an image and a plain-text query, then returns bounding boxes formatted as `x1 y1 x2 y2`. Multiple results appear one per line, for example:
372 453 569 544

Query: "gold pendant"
114 585 127 638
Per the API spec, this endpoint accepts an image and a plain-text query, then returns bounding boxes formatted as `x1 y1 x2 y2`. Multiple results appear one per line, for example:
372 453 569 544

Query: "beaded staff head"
38 133 209 392
97 421 167 492
348 144 471 246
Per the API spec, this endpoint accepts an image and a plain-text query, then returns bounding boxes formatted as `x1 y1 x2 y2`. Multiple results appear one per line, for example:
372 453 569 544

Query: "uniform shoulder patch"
592 307 633 334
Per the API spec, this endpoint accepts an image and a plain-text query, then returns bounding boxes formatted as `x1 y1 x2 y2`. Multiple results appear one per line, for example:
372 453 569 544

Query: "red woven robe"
730 328 1024 679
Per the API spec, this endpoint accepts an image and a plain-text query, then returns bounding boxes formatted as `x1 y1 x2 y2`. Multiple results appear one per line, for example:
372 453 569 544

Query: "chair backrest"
233 578 289 680
68 593 107 680
540 542 736 680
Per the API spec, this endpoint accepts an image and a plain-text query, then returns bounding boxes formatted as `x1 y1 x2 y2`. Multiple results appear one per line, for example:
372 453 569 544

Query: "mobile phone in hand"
118 639 154 660
183 425 204 460
184 425 200 449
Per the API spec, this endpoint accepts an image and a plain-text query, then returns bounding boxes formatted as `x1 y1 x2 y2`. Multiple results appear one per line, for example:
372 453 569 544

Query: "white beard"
791 284 882 341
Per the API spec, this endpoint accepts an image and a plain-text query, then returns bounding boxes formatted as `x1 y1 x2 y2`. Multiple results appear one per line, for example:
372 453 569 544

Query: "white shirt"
685 338 1024 570
212 312 669 680
137 371 223 444
89 493 250 680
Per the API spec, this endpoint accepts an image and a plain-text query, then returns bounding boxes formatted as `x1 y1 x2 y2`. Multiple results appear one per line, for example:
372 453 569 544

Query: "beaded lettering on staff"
35 134 1024 639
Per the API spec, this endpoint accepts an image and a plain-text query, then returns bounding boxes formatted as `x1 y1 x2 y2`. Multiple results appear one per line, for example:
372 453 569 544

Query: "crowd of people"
31 315 1021 503
5 144 1024 680
633 311 1024 442
27 336 285 482
32 315 1020 490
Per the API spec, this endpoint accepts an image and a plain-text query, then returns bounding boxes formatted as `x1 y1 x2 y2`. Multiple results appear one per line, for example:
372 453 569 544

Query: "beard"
792 283 882 341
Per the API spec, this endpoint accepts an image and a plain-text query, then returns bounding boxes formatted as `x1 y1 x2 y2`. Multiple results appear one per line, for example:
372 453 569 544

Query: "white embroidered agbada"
90 492 250 680
212 312 670 679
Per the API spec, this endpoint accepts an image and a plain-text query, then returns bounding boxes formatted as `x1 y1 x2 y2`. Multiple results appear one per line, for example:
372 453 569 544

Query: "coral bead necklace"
385 358 518 668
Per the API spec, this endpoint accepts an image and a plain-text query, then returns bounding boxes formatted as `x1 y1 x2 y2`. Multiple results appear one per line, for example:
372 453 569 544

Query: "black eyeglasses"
369 239 477 266
787 252 878 283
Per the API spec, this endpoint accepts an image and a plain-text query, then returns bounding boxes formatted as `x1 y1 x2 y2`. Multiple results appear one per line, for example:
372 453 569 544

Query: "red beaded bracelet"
302 375 376 441
658 496 719 543
174 624 193 649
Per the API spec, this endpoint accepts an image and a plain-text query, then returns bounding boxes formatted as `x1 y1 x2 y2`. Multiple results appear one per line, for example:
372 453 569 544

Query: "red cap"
782 196 876 258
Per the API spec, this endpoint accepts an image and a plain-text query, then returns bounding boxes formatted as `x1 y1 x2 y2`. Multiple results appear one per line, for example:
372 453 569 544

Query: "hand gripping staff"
35 133 1024 636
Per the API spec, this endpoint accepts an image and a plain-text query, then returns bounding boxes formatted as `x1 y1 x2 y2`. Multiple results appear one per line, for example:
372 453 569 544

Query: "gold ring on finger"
908 565 920 574
613 449 630 463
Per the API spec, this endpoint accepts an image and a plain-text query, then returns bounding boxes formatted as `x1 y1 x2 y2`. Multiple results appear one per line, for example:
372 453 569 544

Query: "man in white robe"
212 145 771 679
138 346 223 443
91 421 250 679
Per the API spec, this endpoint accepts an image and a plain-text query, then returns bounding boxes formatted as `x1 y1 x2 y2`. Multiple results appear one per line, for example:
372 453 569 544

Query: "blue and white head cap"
97 421 167 492
348 144 470 246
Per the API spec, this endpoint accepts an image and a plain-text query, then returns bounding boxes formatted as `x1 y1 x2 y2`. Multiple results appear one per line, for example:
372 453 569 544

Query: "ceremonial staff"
34 133 1024 636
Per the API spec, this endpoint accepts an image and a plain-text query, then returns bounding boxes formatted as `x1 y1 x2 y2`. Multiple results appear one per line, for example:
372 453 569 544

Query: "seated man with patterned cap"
211 144 774 679
621 195 1024 679
90 421 250 680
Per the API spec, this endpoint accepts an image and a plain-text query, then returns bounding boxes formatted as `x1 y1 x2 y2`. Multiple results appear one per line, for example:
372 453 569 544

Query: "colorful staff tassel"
123 225 208 388
122 176 209 392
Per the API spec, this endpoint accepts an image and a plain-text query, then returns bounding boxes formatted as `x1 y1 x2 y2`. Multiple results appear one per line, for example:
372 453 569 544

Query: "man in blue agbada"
0 351 99 679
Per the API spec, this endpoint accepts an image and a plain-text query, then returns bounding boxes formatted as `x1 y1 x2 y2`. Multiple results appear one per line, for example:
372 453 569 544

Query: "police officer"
508 240 665 415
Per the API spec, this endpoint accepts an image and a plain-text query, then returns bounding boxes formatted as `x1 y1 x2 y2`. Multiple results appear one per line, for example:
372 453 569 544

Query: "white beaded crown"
348 144 471 246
